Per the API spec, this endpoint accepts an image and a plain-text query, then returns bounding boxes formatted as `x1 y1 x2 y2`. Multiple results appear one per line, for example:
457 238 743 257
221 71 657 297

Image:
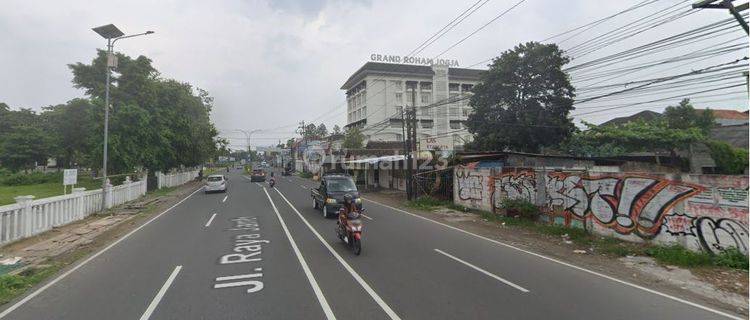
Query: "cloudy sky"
1 0 746 149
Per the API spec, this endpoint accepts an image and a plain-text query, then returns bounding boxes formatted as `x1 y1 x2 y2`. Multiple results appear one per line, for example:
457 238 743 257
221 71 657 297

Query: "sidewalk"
363 190 749 316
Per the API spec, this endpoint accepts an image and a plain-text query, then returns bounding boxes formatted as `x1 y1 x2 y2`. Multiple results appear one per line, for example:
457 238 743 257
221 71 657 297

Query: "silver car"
205 175 228 193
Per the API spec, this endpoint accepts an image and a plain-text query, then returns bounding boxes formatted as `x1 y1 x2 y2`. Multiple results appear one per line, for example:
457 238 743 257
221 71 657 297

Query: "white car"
205 175 228 193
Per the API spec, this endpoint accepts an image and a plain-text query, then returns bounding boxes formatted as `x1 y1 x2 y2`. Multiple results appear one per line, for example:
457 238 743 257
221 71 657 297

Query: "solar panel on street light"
92 24 124 39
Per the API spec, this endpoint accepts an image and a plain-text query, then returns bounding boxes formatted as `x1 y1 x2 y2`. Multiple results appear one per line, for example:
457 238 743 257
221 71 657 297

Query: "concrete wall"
453 165 749 255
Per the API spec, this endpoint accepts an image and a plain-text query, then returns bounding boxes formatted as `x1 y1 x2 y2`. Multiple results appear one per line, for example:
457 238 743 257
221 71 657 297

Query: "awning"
344 155 405 164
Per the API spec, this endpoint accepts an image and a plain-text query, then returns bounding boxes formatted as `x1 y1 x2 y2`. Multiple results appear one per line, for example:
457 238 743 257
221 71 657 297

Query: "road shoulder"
361 191 749 317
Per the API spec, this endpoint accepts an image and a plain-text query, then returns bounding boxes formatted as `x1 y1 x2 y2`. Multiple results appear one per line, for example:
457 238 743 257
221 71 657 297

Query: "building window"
362 107 366 118
449 83 460 92
420 82 432 91
391 80 402 91
461 84 473 92
420 106 431 116
362 91 366 104
421 93 431 105
394 92 402 103
420 120 434 128
450 120 462 129
390 119 403 128
449 107 459 117
462 108 471 117
395 106 403 115
395 134 403 141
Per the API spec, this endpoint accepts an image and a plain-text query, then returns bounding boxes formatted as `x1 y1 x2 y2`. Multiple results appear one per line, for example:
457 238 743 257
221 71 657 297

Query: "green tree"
465 42 575 153
664 99 715 134
67 51 219 173
41 98 96 168
342 127 365 149
0 126 49 172
316 123 328 137
573 119 707 164
706 141 748 174
332 125 341 135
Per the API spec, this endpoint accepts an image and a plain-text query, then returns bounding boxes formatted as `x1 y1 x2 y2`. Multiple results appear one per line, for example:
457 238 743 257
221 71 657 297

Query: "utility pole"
405 83 417 200
692 0 749 34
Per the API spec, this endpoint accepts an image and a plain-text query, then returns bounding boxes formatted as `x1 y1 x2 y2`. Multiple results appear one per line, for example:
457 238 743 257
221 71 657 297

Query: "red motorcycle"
337 208 363 255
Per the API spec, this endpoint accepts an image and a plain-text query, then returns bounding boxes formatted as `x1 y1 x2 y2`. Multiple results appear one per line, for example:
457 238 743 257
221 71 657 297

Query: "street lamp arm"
112 31 155 45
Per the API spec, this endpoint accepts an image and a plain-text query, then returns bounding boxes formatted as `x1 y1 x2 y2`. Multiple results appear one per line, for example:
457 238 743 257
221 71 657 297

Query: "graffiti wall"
454 165 493 211
453 165 749 254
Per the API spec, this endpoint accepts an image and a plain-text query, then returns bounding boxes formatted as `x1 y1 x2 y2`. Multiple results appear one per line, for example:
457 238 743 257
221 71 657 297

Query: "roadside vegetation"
407 196 748 270
0 171 101 205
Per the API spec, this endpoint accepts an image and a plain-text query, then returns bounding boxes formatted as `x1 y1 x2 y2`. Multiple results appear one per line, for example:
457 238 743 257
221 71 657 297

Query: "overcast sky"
1 0 746 149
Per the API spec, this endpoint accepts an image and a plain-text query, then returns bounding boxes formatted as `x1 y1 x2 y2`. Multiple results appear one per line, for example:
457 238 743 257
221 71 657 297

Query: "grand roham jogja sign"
370 54 459 67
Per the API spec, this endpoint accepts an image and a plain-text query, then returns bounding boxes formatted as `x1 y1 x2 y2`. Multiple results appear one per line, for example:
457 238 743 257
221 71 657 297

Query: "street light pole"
92 24 153 210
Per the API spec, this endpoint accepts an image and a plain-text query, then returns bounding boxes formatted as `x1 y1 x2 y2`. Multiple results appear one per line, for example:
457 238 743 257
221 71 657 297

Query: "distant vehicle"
250 169 267 182
261 161 268 167
205 175 228 193
311 174 361 218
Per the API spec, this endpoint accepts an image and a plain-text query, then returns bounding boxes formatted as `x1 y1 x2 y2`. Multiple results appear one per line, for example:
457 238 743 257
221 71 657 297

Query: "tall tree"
465 42 575 153
316 123 328 137
41 99 96 168
0 126 49 172
663 98 715 134
332 125 341 135
342 127 365 149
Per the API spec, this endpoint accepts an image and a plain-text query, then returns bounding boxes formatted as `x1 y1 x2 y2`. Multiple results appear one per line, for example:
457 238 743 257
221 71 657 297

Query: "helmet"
343 194 353 205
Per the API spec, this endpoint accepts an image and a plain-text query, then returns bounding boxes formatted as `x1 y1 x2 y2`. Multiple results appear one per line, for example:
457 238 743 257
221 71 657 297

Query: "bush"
298 171 313 179
407 196 449 210
707 141 749 174
0 172 62 186
499 198 539 220
713 248 749 270
646 245 713 267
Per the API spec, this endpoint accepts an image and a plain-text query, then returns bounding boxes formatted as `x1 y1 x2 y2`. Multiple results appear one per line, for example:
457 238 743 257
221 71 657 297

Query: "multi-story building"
341 62 483 151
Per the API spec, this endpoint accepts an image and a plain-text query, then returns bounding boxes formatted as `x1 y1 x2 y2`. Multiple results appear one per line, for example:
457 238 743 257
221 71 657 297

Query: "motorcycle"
269 178 275 188
336 208 363 255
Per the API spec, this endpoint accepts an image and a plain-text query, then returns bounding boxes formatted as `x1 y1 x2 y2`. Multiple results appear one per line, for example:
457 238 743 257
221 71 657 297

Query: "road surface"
0 170 742 320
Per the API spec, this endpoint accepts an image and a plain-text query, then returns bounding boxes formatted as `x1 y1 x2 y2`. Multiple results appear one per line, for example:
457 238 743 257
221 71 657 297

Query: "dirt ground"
0 182 203 276
363 190 749 317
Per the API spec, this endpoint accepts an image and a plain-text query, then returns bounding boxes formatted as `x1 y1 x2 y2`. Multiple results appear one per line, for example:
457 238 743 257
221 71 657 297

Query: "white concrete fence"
156 169 199 189
0 168 200 245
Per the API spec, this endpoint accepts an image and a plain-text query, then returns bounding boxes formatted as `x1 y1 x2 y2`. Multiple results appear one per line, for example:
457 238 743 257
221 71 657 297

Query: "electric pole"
405 83 417 200
692 0 749 34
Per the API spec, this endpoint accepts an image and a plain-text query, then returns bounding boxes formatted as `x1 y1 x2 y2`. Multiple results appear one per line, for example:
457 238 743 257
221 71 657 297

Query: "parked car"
205 174 228 193
250 169 267 182
311 173 361 218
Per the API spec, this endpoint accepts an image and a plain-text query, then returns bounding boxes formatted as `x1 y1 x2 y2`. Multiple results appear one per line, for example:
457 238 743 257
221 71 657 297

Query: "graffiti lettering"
545 173 704 238
456 170 483 201
495 170 536 204
694 217 748 255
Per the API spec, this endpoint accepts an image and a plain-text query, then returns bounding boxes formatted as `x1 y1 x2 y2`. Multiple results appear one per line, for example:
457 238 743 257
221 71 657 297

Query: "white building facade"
341 62 483 151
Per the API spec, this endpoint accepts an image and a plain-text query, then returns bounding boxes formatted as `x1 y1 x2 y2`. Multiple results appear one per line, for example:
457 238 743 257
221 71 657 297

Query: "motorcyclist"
269 172 276 187
338 194 360 229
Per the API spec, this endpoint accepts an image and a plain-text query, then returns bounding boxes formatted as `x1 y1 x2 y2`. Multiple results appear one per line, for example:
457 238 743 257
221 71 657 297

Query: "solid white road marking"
361 214 373 221
204 213 217 228
0 186 203 319
139 265 182 320
261 187 336 320
362 198 743 320
273 188 402 320
222 195 228 203
434 249 529 293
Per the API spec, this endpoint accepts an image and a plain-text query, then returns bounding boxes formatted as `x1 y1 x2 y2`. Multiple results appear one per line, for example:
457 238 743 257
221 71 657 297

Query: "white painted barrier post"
15 195 34 239
124 176 132 201
72 187 86 220
104 179 114 210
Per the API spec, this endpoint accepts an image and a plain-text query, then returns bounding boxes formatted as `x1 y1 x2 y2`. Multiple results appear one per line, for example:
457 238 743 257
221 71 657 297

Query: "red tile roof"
704 109 749 120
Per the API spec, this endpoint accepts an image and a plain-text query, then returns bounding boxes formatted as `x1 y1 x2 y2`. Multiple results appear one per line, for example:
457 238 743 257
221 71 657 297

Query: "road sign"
63 169 78 186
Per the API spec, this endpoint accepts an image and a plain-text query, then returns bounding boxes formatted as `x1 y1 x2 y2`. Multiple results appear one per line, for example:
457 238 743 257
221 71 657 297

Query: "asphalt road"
0 169 743 320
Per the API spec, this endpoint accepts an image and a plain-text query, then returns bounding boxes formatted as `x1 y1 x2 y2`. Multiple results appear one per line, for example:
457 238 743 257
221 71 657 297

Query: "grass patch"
147 186 178 197
0 177 101 205
0 265 60 304
645 245 714 267
405 196 451 210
